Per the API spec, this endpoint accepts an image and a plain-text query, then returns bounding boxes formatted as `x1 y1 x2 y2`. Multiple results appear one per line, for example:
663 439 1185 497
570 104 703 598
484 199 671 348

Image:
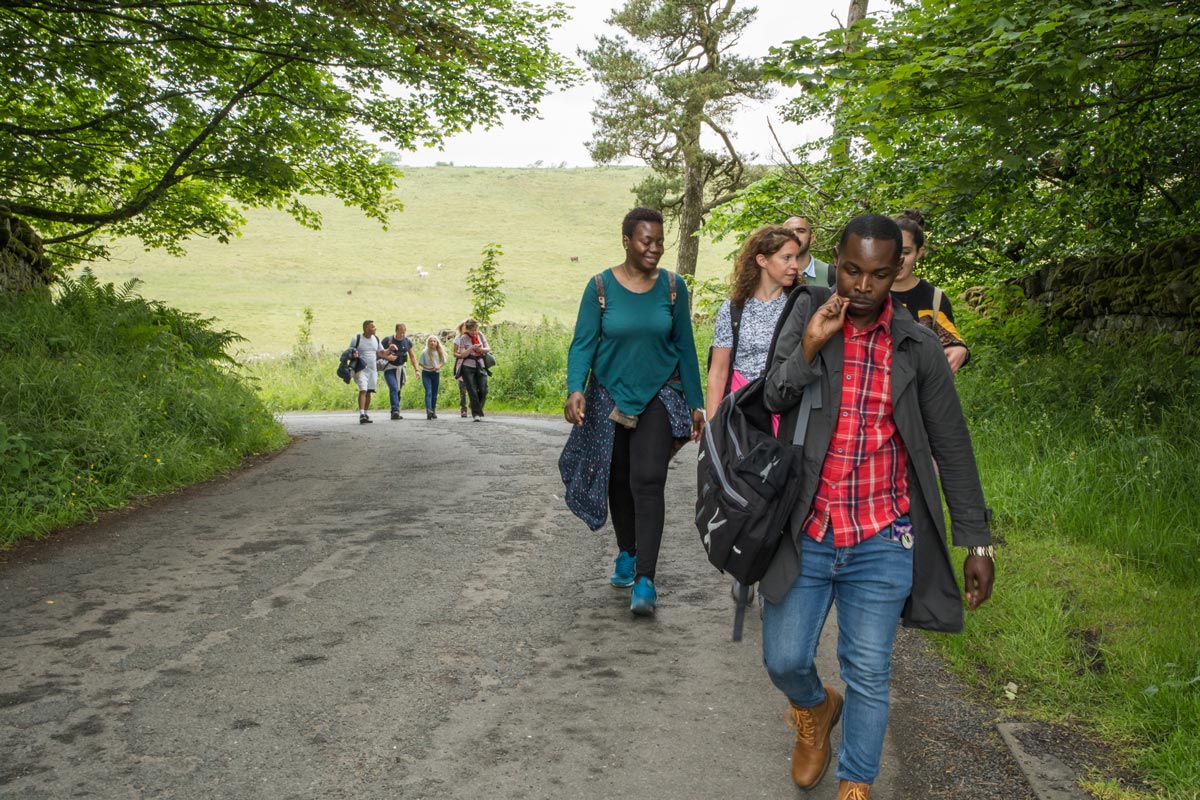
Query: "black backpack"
695 287 825 639
336 335 366 384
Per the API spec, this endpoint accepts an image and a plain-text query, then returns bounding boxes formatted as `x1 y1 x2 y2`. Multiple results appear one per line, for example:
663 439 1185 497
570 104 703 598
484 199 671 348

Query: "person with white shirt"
347 320 395 424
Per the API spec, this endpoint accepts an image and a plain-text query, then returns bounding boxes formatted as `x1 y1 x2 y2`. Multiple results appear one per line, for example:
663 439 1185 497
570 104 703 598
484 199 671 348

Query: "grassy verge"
939 300 1200 799
0 273 288 546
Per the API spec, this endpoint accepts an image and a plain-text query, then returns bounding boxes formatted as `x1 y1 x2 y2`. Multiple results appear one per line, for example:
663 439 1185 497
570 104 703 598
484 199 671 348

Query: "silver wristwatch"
967 545 996 560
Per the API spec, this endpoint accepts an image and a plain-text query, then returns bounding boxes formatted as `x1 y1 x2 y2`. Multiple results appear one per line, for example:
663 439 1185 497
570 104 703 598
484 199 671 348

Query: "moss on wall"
0 207 53 297
1018 235 1200 351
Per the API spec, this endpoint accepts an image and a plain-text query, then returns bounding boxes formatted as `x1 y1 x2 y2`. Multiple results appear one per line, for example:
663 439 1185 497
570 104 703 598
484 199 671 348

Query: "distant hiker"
704 224 802 606
453 318 491 421
418 335 447 420
758 214 994 799
559 207 704 617
348 320 394 424
381 323 418 420
453 319 470 418
783 215 834 287
890 210 970 373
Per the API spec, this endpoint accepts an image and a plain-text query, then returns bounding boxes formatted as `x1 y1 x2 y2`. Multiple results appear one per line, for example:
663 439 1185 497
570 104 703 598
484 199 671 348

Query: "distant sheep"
570 256 580 263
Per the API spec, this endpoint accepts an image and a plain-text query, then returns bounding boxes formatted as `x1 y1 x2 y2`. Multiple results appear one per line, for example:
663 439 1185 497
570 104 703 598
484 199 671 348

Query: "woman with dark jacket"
560 207 704 616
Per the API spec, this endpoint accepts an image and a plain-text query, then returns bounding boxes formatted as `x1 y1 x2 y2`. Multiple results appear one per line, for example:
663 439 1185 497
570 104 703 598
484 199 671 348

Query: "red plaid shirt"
803 297 910 547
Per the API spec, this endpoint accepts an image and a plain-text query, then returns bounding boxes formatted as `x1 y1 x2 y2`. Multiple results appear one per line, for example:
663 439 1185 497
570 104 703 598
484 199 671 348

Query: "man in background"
381 323 418 420
784 215 834 287
349 320 393 424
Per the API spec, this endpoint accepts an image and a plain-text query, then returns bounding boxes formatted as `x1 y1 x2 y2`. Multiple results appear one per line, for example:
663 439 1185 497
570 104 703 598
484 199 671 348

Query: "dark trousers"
460 366 488 417
608 396 672 581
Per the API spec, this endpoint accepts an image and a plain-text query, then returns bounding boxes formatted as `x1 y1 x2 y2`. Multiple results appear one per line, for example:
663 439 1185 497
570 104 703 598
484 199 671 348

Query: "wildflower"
155 458 162 464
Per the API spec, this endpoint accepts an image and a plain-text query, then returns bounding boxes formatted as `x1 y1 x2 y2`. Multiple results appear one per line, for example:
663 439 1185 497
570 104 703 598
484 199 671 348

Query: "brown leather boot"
786 684 844 789
837 780 872 799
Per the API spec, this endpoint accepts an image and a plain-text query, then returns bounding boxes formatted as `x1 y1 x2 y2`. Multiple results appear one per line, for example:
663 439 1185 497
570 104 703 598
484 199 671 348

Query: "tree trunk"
831 0 869 157
676 164 703 278
676 116 705 278
846 0 868 29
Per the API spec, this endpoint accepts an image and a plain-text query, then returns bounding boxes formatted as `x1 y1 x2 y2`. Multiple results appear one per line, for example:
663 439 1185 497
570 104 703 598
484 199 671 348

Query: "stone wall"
1017 234 1200 352
0 207 53 296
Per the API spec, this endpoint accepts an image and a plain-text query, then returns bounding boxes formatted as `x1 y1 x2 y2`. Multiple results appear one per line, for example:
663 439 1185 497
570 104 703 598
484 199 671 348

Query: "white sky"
397 0 852 167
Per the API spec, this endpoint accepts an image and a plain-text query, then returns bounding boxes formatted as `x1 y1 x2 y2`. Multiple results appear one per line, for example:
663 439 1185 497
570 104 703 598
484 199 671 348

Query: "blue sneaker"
609 551 636 587
630 576 656 616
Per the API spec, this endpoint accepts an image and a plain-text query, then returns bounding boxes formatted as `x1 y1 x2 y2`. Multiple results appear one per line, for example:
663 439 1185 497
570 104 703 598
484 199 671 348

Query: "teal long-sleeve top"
566 268 704 416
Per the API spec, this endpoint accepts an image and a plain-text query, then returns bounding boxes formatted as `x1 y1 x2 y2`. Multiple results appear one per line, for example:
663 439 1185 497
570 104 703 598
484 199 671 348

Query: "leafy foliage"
0 270 286 542
948 330 1200 795
709 0 1200 284
0 0 574 266
467 243 508 324
580 0 770 276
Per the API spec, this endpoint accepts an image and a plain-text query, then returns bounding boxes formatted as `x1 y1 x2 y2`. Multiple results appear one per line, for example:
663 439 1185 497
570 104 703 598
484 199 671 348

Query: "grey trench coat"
761 287 991 633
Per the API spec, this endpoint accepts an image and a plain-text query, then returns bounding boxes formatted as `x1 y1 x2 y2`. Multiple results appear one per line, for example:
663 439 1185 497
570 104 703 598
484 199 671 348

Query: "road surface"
1 412 1037 799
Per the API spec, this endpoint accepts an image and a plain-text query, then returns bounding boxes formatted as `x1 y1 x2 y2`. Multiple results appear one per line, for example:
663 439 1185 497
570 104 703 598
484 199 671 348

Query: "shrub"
0 271 287 545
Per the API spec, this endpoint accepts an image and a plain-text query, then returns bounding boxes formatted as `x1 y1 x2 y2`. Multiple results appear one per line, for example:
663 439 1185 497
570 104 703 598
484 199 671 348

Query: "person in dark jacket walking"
759 214 994 800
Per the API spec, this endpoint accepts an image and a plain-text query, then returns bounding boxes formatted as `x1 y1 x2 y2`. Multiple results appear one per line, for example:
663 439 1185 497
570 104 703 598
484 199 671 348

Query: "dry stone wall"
1018 235 1200 352
0 208 52 296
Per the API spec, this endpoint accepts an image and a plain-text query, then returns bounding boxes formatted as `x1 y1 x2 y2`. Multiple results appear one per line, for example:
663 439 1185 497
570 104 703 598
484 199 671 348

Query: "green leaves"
0 1 575 267
467 243 507 325
712 0 1200 284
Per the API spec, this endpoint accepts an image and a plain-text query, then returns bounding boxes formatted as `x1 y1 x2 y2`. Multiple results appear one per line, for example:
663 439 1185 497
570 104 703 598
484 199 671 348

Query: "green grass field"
89 167 741 356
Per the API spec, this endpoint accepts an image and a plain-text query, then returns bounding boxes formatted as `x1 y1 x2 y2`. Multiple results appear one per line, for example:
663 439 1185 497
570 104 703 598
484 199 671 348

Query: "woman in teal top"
562 207 704 617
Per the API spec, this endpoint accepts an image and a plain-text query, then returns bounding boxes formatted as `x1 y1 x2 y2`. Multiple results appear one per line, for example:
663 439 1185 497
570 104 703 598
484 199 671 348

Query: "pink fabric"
729 370 780 436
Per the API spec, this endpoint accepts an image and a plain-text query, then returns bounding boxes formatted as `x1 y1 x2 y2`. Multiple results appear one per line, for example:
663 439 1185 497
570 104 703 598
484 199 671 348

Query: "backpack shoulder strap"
593 272 606 313
723 301 745 397
764 286 831 366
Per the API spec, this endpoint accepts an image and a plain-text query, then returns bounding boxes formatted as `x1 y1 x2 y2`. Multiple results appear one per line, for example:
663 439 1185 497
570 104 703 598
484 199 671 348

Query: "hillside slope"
91 167 742 355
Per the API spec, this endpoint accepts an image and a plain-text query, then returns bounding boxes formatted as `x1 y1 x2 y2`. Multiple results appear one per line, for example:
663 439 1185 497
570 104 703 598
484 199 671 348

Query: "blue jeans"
761 520 913 784
383 368 405 413
422 370 440 413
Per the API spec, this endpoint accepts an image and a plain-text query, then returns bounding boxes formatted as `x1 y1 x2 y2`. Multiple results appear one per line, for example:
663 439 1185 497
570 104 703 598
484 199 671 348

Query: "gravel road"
1 411 1044 799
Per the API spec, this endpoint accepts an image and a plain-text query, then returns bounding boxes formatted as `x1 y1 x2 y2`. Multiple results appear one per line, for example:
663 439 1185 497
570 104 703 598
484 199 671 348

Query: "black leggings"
608 396 673 581
461 366 488 416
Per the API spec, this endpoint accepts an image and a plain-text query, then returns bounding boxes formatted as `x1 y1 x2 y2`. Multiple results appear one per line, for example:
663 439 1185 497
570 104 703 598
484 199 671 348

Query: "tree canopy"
0 0 573 266
581 0 770 276
709 0 1200 283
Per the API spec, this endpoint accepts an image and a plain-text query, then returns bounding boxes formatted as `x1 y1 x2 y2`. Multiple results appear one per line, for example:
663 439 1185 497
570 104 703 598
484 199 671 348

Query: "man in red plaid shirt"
760 214 995 800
